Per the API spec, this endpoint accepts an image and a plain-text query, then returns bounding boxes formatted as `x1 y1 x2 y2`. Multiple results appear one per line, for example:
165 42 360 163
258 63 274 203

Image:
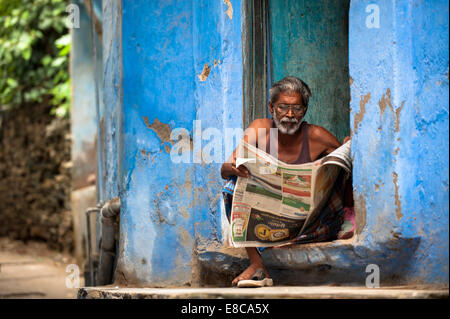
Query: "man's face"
270 92 307 135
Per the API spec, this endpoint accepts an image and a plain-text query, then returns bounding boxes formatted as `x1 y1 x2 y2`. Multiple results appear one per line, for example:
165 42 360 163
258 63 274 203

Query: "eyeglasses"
275 104 307 114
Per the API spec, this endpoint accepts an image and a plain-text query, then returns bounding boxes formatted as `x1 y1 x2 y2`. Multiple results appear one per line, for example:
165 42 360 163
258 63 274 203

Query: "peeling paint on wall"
392 172 403 220
378 88 392 117
223 0 233 19
395 101 405 132
377 89 404 133
354 194 367 236
353 93 370 133
143 116 173 146
198 64 211 81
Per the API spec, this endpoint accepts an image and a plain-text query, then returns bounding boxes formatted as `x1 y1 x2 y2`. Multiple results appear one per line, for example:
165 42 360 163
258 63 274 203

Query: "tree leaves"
0 0 70 118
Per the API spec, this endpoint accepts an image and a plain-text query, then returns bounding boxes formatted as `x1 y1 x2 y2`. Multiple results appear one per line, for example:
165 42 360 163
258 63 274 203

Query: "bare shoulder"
244 118 272 144
248 118 272 129
308 124 341 153
308 124 337 141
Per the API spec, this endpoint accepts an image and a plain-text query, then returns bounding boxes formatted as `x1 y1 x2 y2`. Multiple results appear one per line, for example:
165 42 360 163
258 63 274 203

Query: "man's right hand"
221 162 250 179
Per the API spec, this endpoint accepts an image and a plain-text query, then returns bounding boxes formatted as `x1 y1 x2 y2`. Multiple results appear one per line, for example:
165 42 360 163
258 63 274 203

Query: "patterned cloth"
222 170 348 245
222 175 237 223
292 170 347 244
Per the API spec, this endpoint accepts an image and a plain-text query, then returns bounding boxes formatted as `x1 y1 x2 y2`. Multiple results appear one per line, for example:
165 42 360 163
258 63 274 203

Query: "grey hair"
269 76 312 107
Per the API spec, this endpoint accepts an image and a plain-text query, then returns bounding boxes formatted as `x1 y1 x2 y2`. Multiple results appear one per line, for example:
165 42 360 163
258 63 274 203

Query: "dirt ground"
0 237 83 299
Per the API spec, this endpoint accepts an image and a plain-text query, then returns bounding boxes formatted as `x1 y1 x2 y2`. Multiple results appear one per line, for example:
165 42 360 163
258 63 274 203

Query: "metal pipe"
85 206 101 286
97 197 120 285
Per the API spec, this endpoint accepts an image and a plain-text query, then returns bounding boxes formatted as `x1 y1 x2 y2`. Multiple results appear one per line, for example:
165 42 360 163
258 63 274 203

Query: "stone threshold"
78 285 448 299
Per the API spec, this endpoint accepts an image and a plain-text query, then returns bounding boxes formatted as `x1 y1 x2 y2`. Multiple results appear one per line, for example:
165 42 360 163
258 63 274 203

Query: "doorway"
243 0 350 142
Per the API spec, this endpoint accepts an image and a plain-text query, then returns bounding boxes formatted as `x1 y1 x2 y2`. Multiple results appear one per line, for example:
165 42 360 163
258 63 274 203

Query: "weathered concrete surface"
197 235 422 287
78 285 448 299
0 237 82 299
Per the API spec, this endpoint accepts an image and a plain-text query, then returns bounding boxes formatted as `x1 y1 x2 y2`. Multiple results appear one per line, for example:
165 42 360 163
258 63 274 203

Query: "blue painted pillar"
71 0 102 191
71 0 103 263
113 0 242 286
102 0 121 201
350 0 448 284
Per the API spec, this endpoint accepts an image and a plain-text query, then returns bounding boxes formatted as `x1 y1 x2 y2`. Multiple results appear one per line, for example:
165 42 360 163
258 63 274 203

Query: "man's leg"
231 247 270 286
222 179 270 285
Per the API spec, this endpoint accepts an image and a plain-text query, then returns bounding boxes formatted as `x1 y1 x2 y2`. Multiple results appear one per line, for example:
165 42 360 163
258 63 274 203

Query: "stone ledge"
197 236 422 287
78 285 448 299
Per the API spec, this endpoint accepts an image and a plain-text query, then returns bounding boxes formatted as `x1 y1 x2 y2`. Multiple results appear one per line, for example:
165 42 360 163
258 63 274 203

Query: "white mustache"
280 117 299 124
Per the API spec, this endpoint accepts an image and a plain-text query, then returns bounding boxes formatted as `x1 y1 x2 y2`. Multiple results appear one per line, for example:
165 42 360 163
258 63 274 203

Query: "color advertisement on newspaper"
230 141 351 247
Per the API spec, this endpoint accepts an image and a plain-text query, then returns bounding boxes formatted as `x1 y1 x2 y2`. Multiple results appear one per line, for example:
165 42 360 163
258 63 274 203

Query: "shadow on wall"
198 236 421 287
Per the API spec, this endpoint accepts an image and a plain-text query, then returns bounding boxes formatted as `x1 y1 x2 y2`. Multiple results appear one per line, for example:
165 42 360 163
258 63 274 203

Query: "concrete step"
78 285 448 299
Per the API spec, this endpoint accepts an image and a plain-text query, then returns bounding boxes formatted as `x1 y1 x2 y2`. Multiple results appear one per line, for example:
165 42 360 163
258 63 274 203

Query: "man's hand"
221 162 250 179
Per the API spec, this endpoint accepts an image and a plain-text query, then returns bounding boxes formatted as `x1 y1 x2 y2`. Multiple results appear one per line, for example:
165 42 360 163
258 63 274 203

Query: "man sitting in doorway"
220 76 355 287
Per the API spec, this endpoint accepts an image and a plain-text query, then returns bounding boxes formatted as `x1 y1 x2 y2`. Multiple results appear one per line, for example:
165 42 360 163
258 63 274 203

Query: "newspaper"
230 140 352 247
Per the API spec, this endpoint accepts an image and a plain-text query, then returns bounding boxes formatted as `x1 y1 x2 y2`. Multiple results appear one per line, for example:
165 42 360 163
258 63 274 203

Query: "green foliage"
0 0 71 118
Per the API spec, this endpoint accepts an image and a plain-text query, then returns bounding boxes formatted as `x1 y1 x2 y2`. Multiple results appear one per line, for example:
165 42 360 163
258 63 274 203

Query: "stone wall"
0 103 73 251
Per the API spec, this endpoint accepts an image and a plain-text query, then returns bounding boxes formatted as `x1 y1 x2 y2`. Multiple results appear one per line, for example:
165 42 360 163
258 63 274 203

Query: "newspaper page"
230 141 351 247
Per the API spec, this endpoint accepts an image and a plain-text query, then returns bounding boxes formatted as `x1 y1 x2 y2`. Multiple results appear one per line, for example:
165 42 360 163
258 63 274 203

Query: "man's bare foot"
232 262 270 286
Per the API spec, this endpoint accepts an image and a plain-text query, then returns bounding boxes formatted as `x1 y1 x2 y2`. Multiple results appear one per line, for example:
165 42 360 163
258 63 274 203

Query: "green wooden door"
268 0 350 142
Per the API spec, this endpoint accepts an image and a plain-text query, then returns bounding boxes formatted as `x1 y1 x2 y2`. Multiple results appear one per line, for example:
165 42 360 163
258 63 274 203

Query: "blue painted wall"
112 0 242 286
99 0 448 286
71 0 104 265
71 0 102 191
349 0 448 284
102 0 121 202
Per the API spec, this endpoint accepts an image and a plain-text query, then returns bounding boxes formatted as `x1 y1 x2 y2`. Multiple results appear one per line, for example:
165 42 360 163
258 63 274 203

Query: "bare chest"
258 132 325 163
